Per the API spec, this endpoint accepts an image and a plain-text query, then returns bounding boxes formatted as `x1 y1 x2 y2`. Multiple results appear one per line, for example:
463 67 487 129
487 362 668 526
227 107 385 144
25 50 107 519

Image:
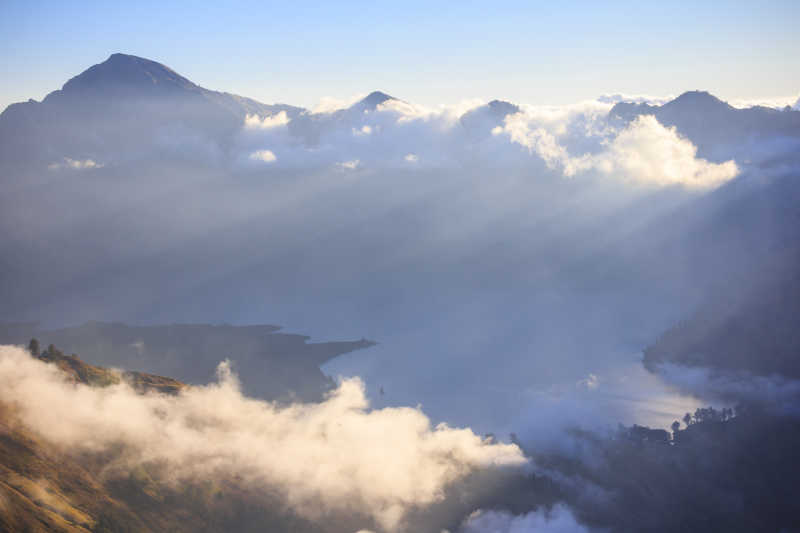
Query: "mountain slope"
0 322 376 402
286 90 401 145
0 346 323 533
0 53 303 169
643 247 800 379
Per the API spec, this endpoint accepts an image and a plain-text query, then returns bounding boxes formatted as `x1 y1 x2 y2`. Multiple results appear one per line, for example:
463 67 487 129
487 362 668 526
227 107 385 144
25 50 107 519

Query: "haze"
1 3 799 532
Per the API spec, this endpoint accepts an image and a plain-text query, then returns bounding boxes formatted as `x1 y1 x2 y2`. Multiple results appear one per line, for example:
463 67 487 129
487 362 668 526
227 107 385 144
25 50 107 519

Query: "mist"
1 106 704 434
3 70 798 438
460 505 593 533
2 52 800 532
0 344 529 532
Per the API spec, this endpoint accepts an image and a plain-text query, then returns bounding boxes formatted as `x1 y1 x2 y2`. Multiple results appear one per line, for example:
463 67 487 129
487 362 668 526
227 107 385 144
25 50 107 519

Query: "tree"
683 412 692 427
28 338 40 356
671 420 681 436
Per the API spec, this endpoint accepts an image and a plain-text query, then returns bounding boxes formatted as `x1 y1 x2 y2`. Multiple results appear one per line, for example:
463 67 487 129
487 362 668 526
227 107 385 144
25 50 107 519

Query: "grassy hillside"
0 345 321 533
0 322 376 402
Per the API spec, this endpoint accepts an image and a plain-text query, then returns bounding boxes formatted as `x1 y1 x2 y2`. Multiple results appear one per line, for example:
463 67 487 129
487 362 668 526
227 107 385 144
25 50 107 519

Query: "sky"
1 1 799 112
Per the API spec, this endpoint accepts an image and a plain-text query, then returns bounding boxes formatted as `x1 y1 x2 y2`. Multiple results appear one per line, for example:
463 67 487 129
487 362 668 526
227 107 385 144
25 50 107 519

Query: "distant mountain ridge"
0 53 303 168
5 53 793 119
3 53 798 167
9 53 302 115
610 90 800 162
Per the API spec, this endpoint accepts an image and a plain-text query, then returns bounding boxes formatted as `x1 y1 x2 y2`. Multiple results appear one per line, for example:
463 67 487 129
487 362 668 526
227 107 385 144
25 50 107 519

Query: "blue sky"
1 0 799 110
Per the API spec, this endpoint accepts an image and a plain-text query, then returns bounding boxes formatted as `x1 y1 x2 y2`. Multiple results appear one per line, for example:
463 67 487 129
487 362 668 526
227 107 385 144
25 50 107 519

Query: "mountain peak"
665 90 732 111
60 53 197 95
486 99 520 116
358 91 395 110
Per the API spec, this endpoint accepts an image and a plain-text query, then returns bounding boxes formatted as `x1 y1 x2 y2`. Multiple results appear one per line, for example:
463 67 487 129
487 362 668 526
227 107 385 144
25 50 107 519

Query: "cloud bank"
0 345 526 532
728 94 800 109
460 504 593 533
245 111 290 129
249 148 277 162
47 157 104 170
653 363 800 415
238 96 739 189
496 113 738 188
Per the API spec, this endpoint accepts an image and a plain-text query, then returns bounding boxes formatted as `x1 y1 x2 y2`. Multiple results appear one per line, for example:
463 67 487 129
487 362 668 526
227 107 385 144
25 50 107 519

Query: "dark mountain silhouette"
610 90 800 163
525 410 800 533
6 53 797 171
287 90 401 145
357 90 396 111
59 53 201 96
460 99 520 139
0 322 376 402
643 246 800 380
0 53 303 169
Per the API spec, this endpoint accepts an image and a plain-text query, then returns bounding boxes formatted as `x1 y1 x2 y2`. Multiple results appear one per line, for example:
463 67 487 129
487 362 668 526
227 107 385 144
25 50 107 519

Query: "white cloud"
434 98 488 121
337 159 360 170
376 99 437 122
129 340 145 355
249 149 277 163
312 94 367 114
460 504 593 533
235 93 743 190
601 115 738 188
0 345 526 532
498 116 592 176
48 157 104 170
375 98 489 126
577 374 599 390
597 93 673 106
244 111 290 130
498 113 738 188
654 363 800 413
511 101 612 136
728 94 800 110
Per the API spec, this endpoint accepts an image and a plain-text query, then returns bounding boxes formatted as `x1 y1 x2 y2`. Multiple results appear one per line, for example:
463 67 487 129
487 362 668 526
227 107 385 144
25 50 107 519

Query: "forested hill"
528 407 800 533
643 248 800 378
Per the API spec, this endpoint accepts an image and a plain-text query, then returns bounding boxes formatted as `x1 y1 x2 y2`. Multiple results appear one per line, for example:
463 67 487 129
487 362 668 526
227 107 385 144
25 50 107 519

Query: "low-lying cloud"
337 159 361 170
460 504 593 533
728 94 800 110
0 345 526 532
497 113 738 188
249 148 277 162
653 363 800 414
47 157 104 170
245 111 291 129
237 95 740 189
